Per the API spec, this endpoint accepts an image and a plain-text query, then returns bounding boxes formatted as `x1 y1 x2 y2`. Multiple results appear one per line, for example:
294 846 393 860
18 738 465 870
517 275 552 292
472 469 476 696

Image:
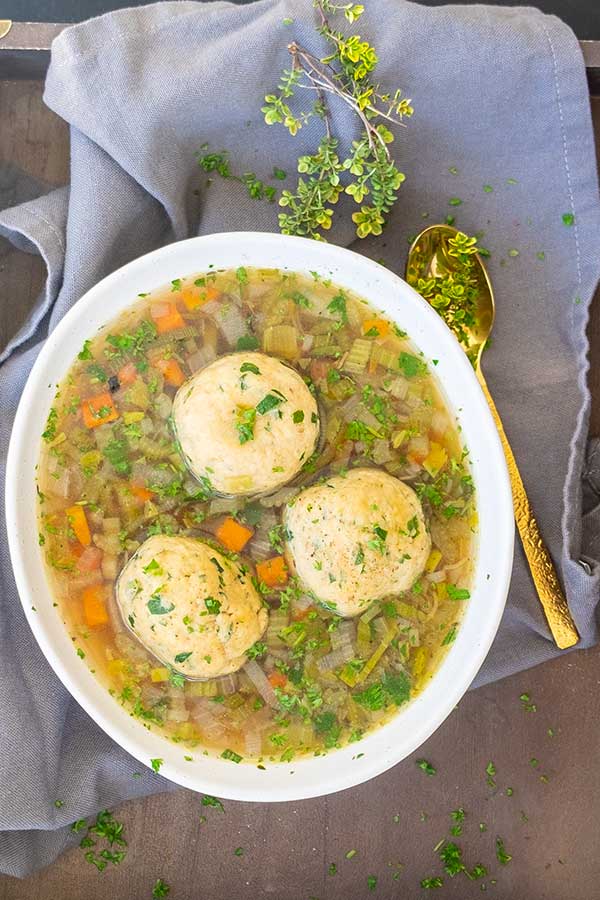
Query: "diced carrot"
215 517 254 553
118 362 137 385
182 284 220 311
151 301 185 334
154 357 186 387
77 546 103 573
82 584 109 629
66 505 92 547
130 484 155 504
362 318 390 339
256 556 288 588
81 392 119 429
268 671 288 689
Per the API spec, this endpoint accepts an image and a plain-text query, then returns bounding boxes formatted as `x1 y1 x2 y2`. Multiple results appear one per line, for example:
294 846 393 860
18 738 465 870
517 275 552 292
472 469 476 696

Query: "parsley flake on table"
496 837 512 865
152 879 170 897
562 212 575 226
367 874 377 890
519 692 537 712
416 759 436 776
421 876 443 888
201 795 224 812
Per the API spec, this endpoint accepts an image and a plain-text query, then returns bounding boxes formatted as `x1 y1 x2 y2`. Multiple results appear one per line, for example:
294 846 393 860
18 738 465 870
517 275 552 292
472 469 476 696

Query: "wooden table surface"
1 81 599 900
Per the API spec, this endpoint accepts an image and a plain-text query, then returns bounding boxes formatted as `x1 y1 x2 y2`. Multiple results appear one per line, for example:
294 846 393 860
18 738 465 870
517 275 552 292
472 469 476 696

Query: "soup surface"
37 266 477 765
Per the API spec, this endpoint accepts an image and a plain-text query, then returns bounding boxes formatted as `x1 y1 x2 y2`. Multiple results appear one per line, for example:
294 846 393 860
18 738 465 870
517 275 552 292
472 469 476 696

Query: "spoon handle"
476 368 579 649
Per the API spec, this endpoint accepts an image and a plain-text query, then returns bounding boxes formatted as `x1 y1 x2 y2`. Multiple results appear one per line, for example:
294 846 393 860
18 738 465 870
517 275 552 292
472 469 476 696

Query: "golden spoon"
406 224 579 650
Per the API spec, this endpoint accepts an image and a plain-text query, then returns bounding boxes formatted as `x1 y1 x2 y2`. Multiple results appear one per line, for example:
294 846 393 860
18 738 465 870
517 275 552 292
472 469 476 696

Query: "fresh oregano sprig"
197 0 413 240
262 0 413 239
196 146 277 202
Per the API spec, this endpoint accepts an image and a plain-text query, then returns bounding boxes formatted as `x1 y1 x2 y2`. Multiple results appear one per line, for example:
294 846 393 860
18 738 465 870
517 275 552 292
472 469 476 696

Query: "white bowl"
6 232 514 801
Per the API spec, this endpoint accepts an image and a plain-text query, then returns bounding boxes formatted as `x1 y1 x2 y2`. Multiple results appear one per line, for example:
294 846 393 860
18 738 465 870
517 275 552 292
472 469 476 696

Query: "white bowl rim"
5 231 514 802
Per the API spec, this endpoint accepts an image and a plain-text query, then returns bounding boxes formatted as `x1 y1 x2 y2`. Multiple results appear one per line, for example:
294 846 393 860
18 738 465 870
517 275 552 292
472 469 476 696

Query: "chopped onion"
292 593 314 614
249 535 272 560
151 301 171 319
317 644 355 673
300 334 314 353
216 304 246 347
425 569 446 584
45 468 71 500
339 393 362 422
244 730 263 758
188 345 216 372
431 409 449 438
213 673 238 696
385 376 409 400
101 554 119 581
166 693 190 723
155 392 172 420
102 517 121 533
244 659 278 708
330 620 355 650
372 439 392 465
191 700 226 738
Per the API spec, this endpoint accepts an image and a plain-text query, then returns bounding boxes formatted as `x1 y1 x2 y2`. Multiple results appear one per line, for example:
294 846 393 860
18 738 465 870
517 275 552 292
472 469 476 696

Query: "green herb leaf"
416 759 436 776
147 595 175 616
204 596 222 615
240 362 260 375
256 393 285 415
201 795 224 812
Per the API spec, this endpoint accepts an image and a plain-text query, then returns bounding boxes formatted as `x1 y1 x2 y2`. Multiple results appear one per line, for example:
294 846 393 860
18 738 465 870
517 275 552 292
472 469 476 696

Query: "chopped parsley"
235 406 256 444
147 594 175 615
204 596 221 614
256 393 286 415
446 584 470 601
78 340 93 360
495 837 512 865
416 759 436 776
150 758 163 773
221 748 243 763
152 879 170 897
399 352 426 378
201 795 224 812
240 362 260 375
236 335 260 351
247 641 267 660
143 558 163 577
292 409 305 424
327 291 349 325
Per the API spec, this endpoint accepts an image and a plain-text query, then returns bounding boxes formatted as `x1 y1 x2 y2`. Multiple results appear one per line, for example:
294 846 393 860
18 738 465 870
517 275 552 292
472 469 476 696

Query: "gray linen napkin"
1 0 599 877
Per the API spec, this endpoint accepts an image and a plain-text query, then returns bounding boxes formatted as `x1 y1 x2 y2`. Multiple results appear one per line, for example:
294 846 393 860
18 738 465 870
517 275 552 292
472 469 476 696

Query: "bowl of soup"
6 232 513 800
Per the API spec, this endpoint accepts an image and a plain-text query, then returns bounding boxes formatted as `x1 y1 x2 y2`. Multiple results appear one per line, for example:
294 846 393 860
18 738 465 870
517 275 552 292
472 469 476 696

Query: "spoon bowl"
407 224 494 365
